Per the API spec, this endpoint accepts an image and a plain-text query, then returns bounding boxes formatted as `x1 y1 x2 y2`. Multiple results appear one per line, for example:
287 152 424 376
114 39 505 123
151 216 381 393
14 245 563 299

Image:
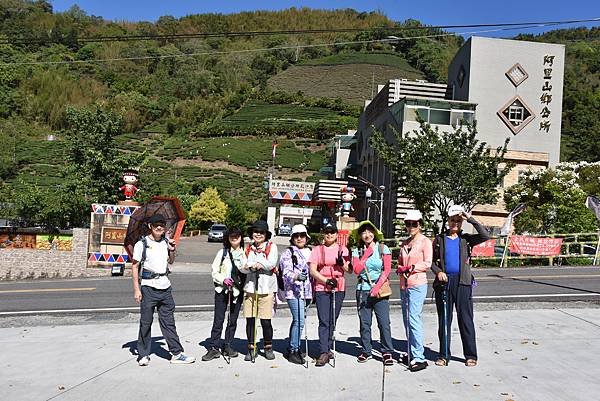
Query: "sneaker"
264 347 275 360
357 352 372 363
315 352 329 367
382 353 394 366
245 348 255 362
138 356 150 366
201 348 221 361
410 361 428 372
171 353 195 364
222 345 239 358
288 351 304 365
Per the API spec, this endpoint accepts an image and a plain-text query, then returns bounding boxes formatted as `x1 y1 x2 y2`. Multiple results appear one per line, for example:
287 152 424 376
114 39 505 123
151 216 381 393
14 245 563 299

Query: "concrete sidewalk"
2 304 599 401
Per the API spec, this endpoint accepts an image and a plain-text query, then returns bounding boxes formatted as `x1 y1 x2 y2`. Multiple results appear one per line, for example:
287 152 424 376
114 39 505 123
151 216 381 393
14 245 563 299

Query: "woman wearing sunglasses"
397 210 432 372
308 222 350 367
279 224 312 364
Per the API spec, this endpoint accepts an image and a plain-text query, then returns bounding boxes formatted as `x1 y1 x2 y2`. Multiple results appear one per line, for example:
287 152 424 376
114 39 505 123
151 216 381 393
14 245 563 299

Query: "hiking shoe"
357 352 372 363
222 345 239 358
288 351 304 365
138 356 150 366
410 361 428 372
264 347 275 360
201 348 221 361
382 353 394 366
171 353 195 364
245 349 255 362
315 352 329 367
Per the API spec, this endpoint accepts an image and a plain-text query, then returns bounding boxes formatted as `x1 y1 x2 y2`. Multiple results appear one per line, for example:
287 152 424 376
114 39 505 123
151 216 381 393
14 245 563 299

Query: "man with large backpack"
131 214 195 366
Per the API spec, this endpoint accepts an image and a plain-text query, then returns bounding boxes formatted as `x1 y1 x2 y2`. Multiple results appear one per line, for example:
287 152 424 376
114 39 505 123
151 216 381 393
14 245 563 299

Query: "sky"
50 0 600 38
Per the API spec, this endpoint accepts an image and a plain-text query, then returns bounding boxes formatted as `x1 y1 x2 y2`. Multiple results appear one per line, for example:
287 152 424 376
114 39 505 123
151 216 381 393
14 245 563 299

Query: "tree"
504 163 598 234
188 187 228 230
224 199 252 231
370 121 512 231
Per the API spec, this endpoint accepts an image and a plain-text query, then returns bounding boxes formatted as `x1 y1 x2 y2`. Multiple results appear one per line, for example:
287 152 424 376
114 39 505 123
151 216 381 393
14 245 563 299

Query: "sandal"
465 359 477 367
357 352 372 363
435 358 448 366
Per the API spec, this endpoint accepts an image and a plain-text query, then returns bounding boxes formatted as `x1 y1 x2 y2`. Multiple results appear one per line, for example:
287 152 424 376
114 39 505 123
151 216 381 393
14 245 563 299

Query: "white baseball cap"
404 210 423 221
448 205 465 217
291 224 311 239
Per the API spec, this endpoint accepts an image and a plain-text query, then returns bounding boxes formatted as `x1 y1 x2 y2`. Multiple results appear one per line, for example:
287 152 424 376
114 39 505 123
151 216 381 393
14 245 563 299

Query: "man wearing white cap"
431 205 490 367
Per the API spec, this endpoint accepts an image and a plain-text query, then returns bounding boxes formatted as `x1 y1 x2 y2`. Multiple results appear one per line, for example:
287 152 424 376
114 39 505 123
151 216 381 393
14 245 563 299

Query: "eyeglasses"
404 221 420 228
292 233 307 239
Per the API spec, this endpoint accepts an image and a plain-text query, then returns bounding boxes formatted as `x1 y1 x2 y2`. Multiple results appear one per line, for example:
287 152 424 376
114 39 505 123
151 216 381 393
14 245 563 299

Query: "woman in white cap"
279 224 312 364
431 205 490 367
397 209 432 372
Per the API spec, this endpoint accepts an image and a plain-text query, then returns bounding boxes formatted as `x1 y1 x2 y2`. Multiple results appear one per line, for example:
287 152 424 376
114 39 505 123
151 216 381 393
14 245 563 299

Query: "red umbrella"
124 196 186 259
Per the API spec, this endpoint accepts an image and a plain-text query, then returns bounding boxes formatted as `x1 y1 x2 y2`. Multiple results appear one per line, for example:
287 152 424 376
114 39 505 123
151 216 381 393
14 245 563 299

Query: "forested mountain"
0 0 597 228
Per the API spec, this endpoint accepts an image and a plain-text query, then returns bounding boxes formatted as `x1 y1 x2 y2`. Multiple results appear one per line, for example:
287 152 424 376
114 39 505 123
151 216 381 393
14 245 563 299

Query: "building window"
497 96 535 135
429 109 451 125
505 63 529 87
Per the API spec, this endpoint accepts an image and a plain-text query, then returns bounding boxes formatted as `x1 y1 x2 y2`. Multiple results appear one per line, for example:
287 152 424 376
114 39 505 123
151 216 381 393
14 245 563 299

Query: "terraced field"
268 52 424 105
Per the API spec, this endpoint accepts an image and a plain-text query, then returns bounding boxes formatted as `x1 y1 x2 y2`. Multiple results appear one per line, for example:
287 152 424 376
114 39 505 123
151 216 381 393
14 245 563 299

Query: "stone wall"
0 228 109 280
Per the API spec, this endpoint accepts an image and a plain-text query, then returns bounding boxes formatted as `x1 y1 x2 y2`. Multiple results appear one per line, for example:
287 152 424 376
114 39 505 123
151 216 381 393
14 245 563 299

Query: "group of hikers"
130 205 490 371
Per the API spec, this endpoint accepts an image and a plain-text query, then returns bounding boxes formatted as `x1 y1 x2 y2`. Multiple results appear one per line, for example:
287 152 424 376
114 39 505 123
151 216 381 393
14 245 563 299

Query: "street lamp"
348 175 385 231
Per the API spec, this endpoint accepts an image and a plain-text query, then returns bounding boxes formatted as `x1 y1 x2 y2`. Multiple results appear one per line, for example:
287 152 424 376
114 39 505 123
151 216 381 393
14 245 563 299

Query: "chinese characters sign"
101 227 127 245
539 54 555 133
471 239 496 257
509 236 562 256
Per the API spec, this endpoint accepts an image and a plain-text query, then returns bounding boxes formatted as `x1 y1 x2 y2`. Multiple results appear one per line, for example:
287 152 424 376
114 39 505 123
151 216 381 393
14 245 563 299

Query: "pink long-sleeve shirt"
398 234 432 289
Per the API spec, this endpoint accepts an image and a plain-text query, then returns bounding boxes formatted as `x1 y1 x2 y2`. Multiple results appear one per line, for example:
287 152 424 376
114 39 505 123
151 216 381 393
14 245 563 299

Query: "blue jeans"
287 298 306 352
356 290 393 355
400 284 427 363
315 291 345 354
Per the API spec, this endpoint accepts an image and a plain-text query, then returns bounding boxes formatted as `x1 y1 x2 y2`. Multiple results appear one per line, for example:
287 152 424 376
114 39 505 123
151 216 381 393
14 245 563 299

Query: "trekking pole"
330 288 337 368
253 288 258 363
443 285 450 365
303 288 310 369
223 287 232 365
405 288 411 368
381 359 386 401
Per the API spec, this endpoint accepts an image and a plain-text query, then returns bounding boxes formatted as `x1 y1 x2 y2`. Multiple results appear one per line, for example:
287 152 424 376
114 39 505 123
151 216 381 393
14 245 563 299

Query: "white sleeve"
132 241 143 263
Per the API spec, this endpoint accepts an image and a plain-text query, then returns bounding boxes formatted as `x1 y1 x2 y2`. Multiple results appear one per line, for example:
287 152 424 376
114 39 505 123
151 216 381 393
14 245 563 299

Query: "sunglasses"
151 224 166 230
253 230 266 235
292 233 307 239
404 221 420 228
323 230 337 235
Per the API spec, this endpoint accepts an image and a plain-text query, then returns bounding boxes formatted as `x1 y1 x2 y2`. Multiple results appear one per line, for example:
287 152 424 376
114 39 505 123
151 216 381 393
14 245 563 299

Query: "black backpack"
220 247 246 292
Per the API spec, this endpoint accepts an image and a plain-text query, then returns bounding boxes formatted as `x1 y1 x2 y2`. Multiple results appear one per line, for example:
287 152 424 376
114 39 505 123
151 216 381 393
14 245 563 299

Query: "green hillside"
268 52 424 105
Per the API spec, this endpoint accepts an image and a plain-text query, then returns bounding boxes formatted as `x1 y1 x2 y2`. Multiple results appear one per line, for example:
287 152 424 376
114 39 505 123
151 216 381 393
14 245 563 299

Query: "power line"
1 22 598 67
0 17 598 45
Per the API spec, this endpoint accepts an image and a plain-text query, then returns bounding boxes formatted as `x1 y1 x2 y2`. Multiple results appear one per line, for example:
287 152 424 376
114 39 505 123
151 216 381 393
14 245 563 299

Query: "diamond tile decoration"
497 96 535 135
505 63 528 87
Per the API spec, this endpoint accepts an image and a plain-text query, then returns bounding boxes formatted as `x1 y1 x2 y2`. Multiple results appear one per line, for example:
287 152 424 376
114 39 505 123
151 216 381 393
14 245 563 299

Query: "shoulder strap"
220 247 228 265
288 246 298 268
245 245 251 257
265 241 272 257
141 236 148 265
379 242 385 260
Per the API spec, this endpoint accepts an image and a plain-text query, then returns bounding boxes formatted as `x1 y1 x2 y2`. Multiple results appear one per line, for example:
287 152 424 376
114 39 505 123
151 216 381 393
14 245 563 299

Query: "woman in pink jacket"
397 210 432 372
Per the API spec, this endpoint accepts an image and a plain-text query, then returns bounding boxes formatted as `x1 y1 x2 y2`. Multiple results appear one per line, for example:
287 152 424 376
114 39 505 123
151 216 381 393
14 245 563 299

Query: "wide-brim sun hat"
248 220 272 240
349 220 384 247
291 224 311 239
321 222 338 233
404 210 423 222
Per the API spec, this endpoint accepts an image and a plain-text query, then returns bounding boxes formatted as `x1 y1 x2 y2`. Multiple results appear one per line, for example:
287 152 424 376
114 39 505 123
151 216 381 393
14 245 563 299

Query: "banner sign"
471 239 496 257
509 236 563 256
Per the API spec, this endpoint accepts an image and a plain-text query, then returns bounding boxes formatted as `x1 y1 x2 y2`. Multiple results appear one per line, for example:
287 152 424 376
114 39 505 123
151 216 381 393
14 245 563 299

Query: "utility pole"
348 175 385 232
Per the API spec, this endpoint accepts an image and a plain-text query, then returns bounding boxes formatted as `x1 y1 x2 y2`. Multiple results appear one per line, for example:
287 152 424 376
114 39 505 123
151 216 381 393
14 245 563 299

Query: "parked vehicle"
277 223 292 236
207 224 227 242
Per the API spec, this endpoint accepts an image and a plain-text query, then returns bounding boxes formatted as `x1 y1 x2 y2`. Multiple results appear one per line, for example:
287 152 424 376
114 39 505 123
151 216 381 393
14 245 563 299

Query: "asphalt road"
1 266 599 315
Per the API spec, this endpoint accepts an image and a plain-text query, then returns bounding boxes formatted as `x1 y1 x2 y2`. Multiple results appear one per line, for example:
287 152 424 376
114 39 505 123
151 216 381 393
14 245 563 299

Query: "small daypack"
138 236 170 280
218 247 246 291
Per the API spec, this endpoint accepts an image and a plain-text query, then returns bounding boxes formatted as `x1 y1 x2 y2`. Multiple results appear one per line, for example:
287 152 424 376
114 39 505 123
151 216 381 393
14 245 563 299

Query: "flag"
500 203 526 236
586 195 600 221
272 140 278 159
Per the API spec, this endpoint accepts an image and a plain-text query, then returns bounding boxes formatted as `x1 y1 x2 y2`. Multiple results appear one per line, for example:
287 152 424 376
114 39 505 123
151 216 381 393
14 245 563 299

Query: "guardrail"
379 233 599 267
